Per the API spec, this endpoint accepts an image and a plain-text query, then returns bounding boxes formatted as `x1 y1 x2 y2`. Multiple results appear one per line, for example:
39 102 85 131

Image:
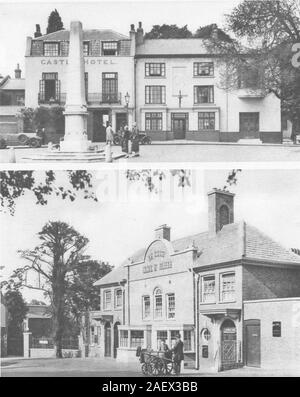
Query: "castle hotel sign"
142 241 172 274
40 58 117 65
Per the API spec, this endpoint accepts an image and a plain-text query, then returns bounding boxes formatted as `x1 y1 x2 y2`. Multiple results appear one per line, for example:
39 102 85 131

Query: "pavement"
1 141 300 163
1 356 300 377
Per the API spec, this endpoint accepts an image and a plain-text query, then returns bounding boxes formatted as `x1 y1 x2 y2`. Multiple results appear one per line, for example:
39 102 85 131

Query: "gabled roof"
94 221 300 288
136 38 208 56
34 29 129 41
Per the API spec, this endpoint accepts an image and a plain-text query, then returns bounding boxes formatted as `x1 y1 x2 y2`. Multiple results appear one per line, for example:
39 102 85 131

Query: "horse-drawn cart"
137 348 175 376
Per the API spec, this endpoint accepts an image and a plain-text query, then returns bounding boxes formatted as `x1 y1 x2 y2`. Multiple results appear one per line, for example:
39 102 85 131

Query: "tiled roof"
93 264 127 287
35 29 129 41
0 78 25 90
93 221 300 287
26 305 51 319
136 38 208 56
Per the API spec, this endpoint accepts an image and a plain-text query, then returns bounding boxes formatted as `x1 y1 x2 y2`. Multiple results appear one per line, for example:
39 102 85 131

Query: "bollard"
105 142 113 163
8 147 16 163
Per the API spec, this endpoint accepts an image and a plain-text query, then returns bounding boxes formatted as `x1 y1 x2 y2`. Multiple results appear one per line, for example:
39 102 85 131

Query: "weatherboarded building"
24 22 282 144
87 189 300 372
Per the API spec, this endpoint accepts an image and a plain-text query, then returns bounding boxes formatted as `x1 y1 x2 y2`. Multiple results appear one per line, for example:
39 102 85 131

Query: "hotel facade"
84 189 300 372
24 22 282 143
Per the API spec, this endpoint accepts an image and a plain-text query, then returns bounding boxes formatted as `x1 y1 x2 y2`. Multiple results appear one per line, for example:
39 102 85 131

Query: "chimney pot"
14 64 21 79
208 189 234 234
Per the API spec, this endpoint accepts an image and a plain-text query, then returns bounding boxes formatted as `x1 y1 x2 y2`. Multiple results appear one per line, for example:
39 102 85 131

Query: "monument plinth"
23 20 125 162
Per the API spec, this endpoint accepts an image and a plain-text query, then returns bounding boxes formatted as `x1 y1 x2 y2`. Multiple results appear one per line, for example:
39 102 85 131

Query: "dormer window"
83 41 90 56
43 42 59 56
102 41 118 56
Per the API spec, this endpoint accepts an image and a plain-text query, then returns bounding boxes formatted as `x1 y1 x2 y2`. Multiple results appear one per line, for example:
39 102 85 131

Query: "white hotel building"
24 22 282 143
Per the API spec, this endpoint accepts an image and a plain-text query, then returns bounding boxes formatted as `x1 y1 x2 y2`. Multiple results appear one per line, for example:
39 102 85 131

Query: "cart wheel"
141 363 150 375
114 136 121 145
164 361 173 375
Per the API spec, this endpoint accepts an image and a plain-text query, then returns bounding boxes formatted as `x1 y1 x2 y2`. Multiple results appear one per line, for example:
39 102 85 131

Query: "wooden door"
239 112 259 138
245 321 261 367
172 113 188 139
221 319 237 370
104 323 111 357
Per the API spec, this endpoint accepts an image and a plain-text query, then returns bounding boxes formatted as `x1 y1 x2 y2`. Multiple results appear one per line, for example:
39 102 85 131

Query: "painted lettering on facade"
40 59 117 65
142 243 172 274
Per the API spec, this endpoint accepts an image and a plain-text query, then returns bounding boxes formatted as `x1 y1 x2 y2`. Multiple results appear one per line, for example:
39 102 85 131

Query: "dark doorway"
171 113 188 139
113 322 120 358
221 319 237 370
104 322 111 357
92 110 110 142
116 113 127 132
245 320 261 367
7 336 23 356
239 112 259 139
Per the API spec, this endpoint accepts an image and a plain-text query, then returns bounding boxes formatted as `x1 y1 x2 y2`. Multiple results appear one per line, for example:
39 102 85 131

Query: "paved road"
2 357 300 377
1 143 300 163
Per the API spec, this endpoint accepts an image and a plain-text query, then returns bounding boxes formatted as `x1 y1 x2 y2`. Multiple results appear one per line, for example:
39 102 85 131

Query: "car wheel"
29 138 41 148
143 137 152 145
0 138 7 149
18 134 28 144
114 136 121 145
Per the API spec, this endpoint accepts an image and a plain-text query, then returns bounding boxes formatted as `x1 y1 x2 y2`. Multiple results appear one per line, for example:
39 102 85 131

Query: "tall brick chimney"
208 189 234 234
136 21 144 45
155 224 171 241
211 23 218 40
34 24 42 38
129 24 136 56
14 64 21 79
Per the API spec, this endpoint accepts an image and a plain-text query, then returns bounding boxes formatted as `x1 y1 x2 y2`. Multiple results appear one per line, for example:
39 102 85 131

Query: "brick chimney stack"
14 64 21 79
34 24 42 38
208 189 234 234
211 23 218 40
155 224 171 241
136 21 144 45
129 24 136 56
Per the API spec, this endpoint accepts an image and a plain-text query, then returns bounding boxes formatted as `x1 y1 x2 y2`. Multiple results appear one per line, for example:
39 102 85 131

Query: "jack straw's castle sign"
143 241 172 274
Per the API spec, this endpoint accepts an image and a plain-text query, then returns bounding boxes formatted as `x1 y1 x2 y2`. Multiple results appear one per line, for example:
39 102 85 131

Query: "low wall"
30 348 80 358
0 122 18 134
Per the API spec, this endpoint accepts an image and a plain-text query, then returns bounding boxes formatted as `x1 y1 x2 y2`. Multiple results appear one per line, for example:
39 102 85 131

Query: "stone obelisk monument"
60 20 90 152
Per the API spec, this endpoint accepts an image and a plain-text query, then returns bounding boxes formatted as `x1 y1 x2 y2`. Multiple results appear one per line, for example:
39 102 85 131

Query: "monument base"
22 151 126 163
60 139 91 152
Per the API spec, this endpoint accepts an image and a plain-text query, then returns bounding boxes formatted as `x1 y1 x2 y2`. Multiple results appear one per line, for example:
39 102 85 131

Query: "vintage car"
0 132 42 149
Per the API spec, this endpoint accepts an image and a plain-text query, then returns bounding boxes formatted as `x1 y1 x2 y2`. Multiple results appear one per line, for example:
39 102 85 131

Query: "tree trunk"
52 270 66 358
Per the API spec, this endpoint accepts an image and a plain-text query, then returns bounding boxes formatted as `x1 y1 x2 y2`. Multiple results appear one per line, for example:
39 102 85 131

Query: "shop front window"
221 272 236 302
198 112 215 131
184 330 192 351
131 330 144 348
170 330 180 349
120 330 128 347
145 112 163 131
154 288 163 318
157 330 168 349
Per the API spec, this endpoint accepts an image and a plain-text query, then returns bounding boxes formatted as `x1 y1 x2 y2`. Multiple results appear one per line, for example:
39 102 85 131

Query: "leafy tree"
144 24 192 39
46 9 64 35
194 24 233 43
4 221 90 358
205 0 300 141
3 289 28 339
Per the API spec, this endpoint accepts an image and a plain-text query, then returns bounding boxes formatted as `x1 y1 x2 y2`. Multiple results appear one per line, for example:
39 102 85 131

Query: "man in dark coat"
172 334 184 375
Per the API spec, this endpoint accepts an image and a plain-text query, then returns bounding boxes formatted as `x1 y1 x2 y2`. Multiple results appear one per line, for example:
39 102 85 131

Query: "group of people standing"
158 333 184 375
105 121 140 157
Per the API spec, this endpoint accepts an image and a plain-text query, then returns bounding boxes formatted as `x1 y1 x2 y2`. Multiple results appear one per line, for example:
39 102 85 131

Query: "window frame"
114 288 122 309
201 274 216 303
145 63 166 77
83 41 90 56
145 112 163 131
220 272 236 303
198 112 216 131
103 289 112 310
154 288 163 319
43 42 60 57
193 62 214 77
194 85 214 104
102 41 119 56
145 86 166 105
166 293 175 320
142 295 151 320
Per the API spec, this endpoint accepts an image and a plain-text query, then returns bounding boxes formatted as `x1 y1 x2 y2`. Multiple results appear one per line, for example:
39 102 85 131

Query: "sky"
1 167 300 302
0 0 242 76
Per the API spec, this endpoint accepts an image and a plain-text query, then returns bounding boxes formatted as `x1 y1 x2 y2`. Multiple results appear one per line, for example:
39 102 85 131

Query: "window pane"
145 86 165 104
44 43 59 56
221 273 235 301
104 290 112 309
167 293 175 319
143 296 150 319
145 112 163 131
202 275 215 303
145 63 165 77
157 330 168 349
131 330 144 348
198 112 215 131
194 86 214 104
194 62 214 76
184 330 192 351
120 330 128 347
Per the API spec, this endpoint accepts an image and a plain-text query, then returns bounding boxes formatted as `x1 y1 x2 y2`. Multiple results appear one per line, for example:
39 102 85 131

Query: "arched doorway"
220 319 237 370
113 322 120 358
104 322 111 357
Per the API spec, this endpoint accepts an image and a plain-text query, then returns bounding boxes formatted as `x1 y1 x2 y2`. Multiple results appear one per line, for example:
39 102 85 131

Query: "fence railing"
38 92 122 106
